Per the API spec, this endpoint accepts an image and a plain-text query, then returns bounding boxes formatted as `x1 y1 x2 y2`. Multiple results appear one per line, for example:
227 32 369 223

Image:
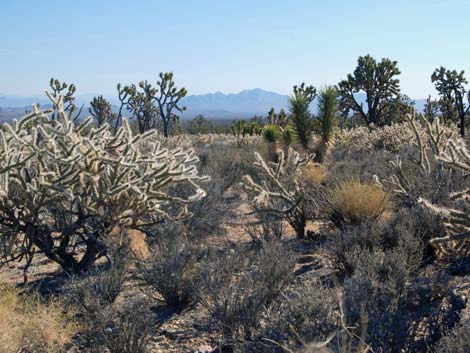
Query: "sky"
1 0 470 98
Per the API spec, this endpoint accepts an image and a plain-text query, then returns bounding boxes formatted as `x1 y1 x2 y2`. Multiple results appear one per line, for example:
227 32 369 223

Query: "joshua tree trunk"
460 114 465 137
163 119 170 138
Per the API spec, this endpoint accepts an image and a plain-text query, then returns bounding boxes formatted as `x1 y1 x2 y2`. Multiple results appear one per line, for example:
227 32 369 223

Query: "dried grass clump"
299 162 328 185
0 285 79 353
327 179 391 226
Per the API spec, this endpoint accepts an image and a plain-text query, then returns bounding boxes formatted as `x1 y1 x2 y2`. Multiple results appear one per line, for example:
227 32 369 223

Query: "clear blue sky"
1 0 469 98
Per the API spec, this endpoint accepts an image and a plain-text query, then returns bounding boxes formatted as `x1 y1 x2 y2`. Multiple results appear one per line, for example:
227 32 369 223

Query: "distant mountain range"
0 89 427 122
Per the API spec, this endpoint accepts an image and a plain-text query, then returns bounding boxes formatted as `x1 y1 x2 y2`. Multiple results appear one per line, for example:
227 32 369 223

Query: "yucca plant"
281 125 296 147
314 86 338 162
262 124 281 143
289 92 313 151
262 124 281 162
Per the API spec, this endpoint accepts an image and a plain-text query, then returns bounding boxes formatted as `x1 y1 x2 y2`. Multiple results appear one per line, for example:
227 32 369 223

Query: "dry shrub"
0 285 78 353
435 320 470 353
300 162 328 185
98 300 152 353
342 250 464 353
139 224 203 311
327 179 391 226
257 281 337 352
200 242 295 346
66 262 127 313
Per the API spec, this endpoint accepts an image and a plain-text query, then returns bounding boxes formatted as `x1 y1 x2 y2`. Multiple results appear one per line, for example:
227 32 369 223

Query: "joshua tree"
231 120 249 147
116 82 158 134
89 95 116 127
48 78 83 121
267 108 289 127
375 94 415 126
293 82 317 104
314 86 338 162
423 95 441 122
338 54 401 127
0 92 207 275
117 72 187 137
154 72 187 138
431 66 470 136
187 114 213 134
250 115 266 128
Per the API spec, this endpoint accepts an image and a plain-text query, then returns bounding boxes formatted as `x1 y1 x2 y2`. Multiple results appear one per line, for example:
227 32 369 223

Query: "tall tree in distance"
381 94 415 125
154 72 187 138
187 114 213 134
49 78 83 121
117 82 159 134
431 66 470 136
293 82 317 104
338 54 401 127
116 72 187 137
289 83 316 151
423 95 441 122
267 107 289 127
89 95 116 127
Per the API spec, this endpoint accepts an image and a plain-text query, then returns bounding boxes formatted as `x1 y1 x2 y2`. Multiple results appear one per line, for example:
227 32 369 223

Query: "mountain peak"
181 89 289 119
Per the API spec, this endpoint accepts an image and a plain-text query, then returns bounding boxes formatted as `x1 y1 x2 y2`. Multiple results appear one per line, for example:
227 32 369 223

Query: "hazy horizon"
2 0 470 98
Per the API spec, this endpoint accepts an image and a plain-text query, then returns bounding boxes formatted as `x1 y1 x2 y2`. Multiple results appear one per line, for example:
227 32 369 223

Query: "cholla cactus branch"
243 150 317 238
0 92 207 274
383 113 455 195
387 157 412 195
406 113 431 174
384 113 470 257
438 140 470 175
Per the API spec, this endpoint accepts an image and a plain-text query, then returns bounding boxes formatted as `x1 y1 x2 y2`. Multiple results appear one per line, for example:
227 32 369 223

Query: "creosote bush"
327 179 391 226
0 285 79 353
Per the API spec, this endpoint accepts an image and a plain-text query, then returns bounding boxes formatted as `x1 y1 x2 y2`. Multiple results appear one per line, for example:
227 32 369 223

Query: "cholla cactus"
382 113 470 256
418 138 470 255
243 150 319 238
0 92 207 274
383 113 454 195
